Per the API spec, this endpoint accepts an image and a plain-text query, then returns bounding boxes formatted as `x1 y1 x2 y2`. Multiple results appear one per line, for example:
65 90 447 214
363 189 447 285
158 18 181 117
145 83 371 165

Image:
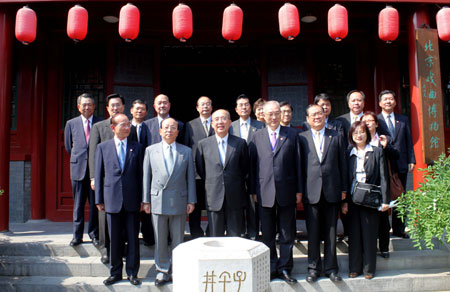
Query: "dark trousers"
392 172 408 235
99 210 110 257
140 211 155 245
378 211 390 252
348 202 379 275
107 208 140 277
207 199 244 237
304 197 339 275
243 194 259 238
189 179 206 238
71 174 98 241
260 202 296 274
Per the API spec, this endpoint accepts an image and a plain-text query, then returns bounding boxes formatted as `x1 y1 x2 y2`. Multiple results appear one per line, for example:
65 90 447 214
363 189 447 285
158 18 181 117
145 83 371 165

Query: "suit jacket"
195 135 249 211
88 118 115 179
249 126 302 208
144 116 185 146
94 139 144 213
336 113 352 143
229 118 265 144
348 145 390 204
64 115 100 181
129 122 150 147
142 142 196 216
377 113 416 174
299 128 348 204
184 117 215 178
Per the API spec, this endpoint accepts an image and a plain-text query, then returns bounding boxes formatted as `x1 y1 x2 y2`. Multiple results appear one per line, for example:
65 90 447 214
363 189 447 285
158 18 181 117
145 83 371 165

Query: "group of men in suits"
64 89 415 286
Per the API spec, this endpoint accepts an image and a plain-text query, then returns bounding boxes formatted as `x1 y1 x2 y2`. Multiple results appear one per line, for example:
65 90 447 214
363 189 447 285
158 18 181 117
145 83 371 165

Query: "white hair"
263 100 280 113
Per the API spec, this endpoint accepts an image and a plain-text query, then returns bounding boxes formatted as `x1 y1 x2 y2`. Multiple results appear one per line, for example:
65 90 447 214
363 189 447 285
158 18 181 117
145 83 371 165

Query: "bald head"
153 94 171 118
212 109 231 138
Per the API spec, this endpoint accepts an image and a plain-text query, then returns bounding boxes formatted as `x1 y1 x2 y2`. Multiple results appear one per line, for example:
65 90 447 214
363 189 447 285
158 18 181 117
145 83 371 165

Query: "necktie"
166 145 174 174
314 130 323 162
137 124 141 142
118 141 125 171
241 122 249 141
387 114 395 137
352 115 359 124
270 132 277 151
219 140 226 166
203 120 209 136
85 120 90 144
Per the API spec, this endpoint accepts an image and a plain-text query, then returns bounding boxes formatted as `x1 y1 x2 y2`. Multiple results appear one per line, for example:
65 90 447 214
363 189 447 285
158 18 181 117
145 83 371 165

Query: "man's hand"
380 203 389 212
408 163 415 173
341 202 348 214
187 203 195 214
379 135 388 148
341 192 347 200
90 179 95 190
252 194 257 203
296 193 302 204
96 204 105 212
143 203 151 214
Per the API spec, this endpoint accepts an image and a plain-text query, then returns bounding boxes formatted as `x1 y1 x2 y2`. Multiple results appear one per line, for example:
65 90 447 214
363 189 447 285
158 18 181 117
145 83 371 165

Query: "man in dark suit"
377 90 416 238
184 96 214 238
229 94 264 239
336 90 366 143
143 94 184 145
299 104 348 283
95 113 144 286
129 99 154 247
302 93 344 136
143 118 196 287
196 109 249 237
89 93 125 264
279 101 300 131
64 93 100 247
249 101 302 284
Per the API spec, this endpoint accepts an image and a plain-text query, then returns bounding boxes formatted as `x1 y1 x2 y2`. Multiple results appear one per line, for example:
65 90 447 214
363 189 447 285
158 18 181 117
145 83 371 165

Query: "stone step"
0 268 449 292
0 237 420 257
1 249 449 277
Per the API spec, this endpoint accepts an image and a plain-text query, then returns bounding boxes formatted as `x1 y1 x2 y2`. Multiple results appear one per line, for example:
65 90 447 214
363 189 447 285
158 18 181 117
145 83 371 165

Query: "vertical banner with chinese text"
416 28 445 164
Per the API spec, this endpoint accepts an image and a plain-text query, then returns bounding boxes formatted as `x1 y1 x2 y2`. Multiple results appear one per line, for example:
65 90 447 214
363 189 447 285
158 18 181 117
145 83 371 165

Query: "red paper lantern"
379 6 399 43
278 3 300 40
15 6 37 45
437 7 450 42
222 4 243 43
67 5 88 42
173 3 193 42
119 3 140 42
328 4 348 41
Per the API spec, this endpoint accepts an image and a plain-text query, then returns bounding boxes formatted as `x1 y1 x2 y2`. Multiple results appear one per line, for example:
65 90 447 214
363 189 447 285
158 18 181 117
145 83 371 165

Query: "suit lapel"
156 143 171 185
306 131 321 163
321 129 332 163
110 140 122 172
123 140 134 172
224 136 235 168
76 116 88 146
273 127 288 156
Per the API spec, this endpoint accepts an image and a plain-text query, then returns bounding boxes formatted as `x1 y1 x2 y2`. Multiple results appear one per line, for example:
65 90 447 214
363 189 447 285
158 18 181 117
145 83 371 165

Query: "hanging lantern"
437 7 450 42
119 3 140 42
278 3 300 40
173 3 193 42
67 5 88 42
15 6 37 45
222 4 243 43
378 6 399 43
328 4 348 41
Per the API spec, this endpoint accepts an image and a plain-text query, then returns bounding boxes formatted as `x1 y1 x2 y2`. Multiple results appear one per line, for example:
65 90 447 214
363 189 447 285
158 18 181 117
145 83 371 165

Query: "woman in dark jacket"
343 121 389 279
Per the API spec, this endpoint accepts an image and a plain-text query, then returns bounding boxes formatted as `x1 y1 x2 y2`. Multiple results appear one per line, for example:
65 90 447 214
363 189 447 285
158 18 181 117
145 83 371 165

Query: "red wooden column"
408 5 430 190
0 10 13 232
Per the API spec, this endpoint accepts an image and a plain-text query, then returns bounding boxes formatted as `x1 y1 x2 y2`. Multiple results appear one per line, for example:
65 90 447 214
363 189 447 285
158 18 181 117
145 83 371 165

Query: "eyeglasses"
199 102 212 107
309 111 324 117
213 116 229 122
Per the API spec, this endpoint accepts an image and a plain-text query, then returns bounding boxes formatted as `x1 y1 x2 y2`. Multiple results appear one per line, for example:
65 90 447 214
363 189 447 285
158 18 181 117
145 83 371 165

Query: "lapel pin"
329 135 332 138
130 149 133 152
280 137 284 141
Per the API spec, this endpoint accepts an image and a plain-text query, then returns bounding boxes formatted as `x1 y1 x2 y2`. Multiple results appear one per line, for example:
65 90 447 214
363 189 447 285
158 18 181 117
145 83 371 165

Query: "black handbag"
351 181 382 209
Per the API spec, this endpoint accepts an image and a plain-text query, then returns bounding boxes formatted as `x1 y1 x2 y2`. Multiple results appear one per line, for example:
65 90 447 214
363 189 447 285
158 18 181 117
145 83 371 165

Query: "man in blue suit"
377 90 416 238
249 100 302 284
64 93 100 247
95 113 144 286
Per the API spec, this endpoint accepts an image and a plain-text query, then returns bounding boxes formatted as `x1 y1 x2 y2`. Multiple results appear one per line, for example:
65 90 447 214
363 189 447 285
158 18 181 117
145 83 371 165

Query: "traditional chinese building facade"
0 0 449 230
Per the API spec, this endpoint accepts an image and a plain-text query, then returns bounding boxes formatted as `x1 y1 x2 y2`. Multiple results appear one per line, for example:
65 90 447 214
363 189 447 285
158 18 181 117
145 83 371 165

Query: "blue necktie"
118 141 125 170
219 140 226 166
166 145 174 175
387 114 395 137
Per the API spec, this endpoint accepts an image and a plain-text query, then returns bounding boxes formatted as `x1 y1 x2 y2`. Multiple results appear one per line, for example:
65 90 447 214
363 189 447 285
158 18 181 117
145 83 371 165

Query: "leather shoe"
69 238 82 247
279 270 297 284
103 275 121 286
270 272 278 281
101 254 109 264
92 238 99 247
364 273 374 279
155 278 169 286
327 272 342 282
394 232 410 239
306 272 318 283
127 276 141 285
348 272 360 278
379 251 390 258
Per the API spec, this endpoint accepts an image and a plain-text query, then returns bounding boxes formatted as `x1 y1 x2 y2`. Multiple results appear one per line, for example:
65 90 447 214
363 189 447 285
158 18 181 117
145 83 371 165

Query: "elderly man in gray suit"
143 118 196 287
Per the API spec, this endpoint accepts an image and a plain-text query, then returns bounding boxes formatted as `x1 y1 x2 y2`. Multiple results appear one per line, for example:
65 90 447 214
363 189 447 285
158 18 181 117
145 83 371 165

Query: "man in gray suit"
196 109 249 237
143 118 196 287
229 94 264 239
89 93 125 264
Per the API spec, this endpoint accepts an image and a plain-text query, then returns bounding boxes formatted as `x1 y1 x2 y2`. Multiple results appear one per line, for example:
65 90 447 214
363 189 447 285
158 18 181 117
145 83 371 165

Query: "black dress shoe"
306 272 318 283
394 232 410 239
379 251 390 258
103 275 122 286
155 278 169 286
101 254 110 264
127 276 141 285
327 272 342 282
279 270 297 284
69 238 82 247
270 272 278 281
92 238 99 247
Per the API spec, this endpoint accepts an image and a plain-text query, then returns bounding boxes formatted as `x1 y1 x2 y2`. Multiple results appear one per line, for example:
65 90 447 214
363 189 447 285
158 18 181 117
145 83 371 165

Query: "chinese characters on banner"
416 28 445 164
